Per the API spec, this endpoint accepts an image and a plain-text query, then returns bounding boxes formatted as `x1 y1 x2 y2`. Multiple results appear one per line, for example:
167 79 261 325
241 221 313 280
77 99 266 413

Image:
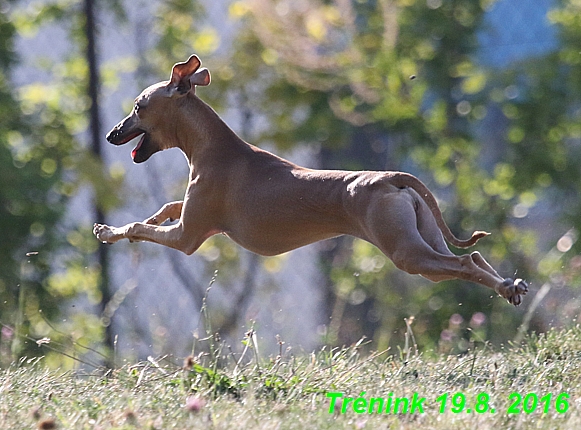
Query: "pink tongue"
131 135 144 159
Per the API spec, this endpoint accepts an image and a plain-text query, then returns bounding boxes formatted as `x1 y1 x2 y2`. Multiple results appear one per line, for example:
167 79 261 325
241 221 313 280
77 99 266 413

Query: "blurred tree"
489 0 581 321
5 0 125 366
222 0 563 352
6 0 579 365
0 2 76 363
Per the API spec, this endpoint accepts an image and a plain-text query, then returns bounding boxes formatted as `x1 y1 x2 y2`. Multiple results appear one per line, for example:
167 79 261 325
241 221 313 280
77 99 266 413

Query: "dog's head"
106 55 211 163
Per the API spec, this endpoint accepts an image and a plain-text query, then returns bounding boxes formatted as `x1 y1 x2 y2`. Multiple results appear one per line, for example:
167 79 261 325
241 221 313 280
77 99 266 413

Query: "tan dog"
94 55 528 305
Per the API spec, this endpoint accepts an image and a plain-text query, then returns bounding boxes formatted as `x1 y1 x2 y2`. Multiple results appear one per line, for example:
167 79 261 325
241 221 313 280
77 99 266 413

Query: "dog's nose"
106 128 119 143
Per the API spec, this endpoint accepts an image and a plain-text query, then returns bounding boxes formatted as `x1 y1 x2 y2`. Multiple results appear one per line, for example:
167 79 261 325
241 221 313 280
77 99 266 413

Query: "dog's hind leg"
411 190 507 282
363 191 528 305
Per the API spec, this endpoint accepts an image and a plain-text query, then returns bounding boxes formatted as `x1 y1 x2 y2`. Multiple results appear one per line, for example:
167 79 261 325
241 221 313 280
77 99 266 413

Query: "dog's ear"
190 68 211 87
169 55 202 95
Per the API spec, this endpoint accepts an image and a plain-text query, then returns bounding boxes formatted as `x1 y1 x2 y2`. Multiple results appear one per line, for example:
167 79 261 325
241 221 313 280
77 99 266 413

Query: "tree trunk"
84 0 114 367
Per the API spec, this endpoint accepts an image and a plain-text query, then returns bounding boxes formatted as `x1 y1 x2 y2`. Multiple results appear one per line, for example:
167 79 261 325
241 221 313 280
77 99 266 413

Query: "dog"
94 55 528 306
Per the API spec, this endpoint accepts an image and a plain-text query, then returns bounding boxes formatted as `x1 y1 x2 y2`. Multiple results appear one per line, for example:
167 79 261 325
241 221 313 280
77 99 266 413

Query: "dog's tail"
387 172 490 248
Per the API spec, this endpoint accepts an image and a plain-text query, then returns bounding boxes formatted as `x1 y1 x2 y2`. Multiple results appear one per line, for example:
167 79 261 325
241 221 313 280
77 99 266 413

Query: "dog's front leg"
94 222 168 245
143 201 184 225
93 201 184 244
93 223 127 244
93 221 202 255
94 176 221 255
93 189 214 254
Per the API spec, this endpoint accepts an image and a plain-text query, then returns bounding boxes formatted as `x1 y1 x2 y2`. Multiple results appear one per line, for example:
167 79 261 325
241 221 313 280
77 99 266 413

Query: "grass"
2 326 581 429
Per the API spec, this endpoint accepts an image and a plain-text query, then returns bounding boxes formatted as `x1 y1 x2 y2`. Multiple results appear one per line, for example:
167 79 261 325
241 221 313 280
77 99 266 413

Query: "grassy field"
1 326 581 429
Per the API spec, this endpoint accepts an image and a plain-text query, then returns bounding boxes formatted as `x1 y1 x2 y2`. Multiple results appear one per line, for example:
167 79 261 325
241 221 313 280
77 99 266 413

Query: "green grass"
2 326 581 429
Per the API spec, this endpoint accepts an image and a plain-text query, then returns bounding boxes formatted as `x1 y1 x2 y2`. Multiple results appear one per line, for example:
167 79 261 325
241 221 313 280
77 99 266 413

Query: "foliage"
222 0 534 351
3 0 581 367
0 0 128 364
505 0 581 256
0 1 80 362
2 325 581 428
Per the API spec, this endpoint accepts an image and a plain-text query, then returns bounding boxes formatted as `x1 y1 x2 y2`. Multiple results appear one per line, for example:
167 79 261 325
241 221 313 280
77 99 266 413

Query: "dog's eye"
134 104 140 113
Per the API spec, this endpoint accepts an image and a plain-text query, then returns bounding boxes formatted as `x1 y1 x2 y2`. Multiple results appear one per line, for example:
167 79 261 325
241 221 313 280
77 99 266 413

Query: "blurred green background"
0 0 580 368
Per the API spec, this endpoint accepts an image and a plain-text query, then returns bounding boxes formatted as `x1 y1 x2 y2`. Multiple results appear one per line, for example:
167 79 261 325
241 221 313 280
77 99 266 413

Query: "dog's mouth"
131 133 146 161
107 127 143 146
128 132 159 164
106 126 151 162
107 122 162 163
115 130 148 162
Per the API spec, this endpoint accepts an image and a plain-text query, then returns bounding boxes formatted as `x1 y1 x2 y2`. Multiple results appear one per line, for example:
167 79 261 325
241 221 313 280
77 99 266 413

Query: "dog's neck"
174 95 249 170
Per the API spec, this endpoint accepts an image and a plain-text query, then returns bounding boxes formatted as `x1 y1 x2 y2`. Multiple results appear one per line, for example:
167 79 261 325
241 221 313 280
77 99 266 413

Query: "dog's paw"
93 223 123 244
499 278 529 306
144 214 176 226
144 216 160 225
